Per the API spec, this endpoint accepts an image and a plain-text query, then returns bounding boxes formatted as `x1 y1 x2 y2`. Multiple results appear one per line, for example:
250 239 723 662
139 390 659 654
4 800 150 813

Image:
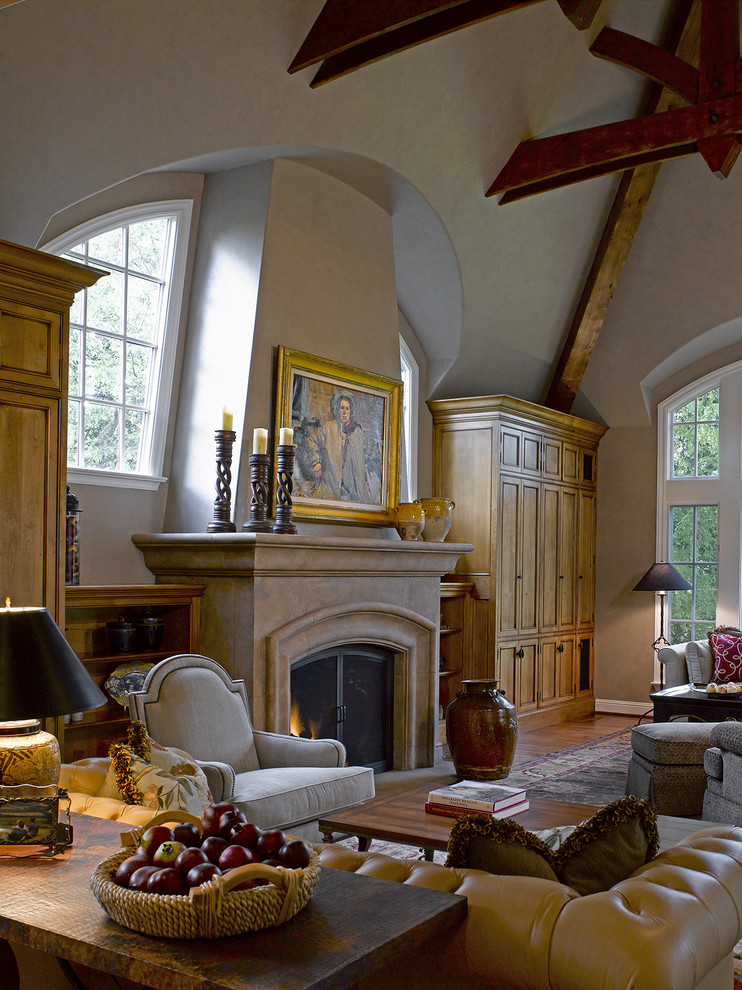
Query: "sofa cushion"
630 721 716 765
686 639 713 683
231 764 375 830
709 632 742 682
445 796 658 896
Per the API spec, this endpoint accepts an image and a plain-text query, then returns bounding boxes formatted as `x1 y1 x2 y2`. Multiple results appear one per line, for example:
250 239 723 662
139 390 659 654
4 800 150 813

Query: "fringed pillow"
445 796 658 896
98 721 212 816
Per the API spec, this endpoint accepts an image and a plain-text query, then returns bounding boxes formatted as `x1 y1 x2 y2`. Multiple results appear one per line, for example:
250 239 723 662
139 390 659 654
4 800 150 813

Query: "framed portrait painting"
274 346 402 525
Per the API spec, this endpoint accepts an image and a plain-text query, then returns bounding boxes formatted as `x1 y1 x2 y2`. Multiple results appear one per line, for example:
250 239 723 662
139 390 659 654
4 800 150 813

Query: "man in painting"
303 390 382 504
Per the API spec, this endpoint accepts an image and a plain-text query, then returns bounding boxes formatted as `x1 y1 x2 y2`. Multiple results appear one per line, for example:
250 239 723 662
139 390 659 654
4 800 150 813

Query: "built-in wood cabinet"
429 395 607 727
0 240 104 623
62 585 204 761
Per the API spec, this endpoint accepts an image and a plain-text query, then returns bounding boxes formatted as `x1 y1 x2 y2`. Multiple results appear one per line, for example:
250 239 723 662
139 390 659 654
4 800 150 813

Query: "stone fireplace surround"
133 533 472 768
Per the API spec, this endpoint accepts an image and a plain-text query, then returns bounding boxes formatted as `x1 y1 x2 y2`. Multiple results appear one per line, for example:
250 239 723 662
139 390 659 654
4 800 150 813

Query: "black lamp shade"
633 562 692 593
0 607 107 721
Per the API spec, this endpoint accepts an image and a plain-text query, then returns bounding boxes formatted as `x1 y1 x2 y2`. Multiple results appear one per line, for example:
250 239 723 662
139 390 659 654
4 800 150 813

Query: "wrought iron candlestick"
207 429 237 533
272 443 297 534
242 452 273 532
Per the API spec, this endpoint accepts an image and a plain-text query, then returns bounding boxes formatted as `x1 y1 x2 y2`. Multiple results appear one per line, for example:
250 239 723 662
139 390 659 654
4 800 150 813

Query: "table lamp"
633 562 692 687
0 602 107 786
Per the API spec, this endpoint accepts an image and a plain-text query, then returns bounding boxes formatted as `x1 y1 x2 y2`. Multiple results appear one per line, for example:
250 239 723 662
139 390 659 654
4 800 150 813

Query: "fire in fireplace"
290 645 394 772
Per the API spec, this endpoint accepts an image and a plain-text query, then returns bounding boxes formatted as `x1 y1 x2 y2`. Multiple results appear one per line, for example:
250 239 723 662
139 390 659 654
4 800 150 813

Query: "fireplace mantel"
133 533 473 768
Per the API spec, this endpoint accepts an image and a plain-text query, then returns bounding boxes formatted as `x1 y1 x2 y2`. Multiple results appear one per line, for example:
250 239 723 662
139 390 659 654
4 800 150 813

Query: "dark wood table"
0 813 466 990
319 786 600 858
651 684 742 722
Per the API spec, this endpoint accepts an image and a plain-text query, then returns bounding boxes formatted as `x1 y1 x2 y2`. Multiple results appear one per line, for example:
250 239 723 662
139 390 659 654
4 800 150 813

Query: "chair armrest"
197 761 235 802
709 721 742 757
253 730 346 768
657 644 688 688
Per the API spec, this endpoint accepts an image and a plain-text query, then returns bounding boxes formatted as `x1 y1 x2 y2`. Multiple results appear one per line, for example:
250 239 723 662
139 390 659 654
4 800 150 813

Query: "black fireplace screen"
290 645 394 773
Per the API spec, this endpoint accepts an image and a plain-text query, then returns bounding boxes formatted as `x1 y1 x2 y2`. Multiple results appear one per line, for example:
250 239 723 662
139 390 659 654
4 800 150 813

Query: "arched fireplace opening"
290 645 394 772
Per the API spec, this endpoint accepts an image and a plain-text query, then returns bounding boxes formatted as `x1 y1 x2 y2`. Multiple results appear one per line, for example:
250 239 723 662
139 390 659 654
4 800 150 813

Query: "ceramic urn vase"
445 679 518 781
415 498 455 542
393 502 426 541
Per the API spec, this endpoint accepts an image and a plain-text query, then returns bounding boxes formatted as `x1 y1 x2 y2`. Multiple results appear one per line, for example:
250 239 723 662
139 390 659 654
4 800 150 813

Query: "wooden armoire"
0 240 104 624
429 395 607 727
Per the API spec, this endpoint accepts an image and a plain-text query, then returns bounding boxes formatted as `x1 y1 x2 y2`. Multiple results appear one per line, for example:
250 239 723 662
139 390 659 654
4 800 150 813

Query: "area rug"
501 726 634 805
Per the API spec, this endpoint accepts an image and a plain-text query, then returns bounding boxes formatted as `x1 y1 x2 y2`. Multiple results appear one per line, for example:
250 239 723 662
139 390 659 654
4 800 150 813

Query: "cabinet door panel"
578 491 597 626
439 426 492 577
558 637 576 703
519 482 539 633
0 300 62 390
559 488 577 628
542 438 561 479
540 486 560 631
517 642 538 712
539 638 559 707
0 391 60 611
498 478 520 637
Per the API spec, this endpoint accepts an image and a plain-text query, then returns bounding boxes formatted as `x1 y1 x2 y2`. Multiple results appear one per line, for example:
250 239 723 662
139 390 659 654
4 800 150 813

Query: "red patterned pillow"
709 633 742 682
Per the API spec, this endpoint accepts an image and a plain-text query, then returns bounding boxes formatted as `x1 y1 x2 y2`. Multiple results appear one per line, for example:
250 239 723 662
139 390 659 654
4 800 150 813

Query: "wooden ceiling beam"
489 92 742 197
590 26 698 102
555 0 604 30
289 1 471 72
301 1 541 87
545 0 699 413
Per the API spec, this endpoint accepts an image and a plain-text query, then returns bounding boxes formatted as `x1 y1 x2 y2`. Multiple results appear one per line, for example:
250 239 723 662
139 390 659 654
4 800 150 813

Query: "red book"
424 799 530 820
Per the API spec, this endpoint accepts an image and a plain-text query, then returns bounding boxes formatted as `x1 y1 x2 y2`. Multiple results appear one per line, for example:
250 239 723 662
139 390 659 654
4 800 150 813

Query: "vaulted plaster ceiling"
3 0 742 429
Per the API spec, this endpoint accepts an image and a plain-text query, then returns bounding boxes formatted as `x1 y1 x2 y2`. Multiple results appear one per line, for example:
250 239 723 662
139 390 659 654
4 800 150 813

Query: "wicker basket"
90 813 321 939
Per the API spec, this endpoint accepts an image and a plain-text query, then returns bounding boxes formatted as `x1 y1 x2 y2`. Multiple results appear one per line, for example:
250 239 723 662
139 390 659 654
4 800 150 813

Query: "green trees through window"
669 504 718 643
45 200 192 483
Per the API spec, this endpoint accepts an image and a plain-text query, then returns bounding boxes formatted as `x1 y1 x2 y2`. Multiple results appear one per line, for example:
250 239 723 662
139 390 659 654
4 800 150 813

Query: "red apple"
153 840 186 867
218 844 252 871
200 835 229 864
230 821 262 849
114 851 152 887
172 821 202 848
256 829 286 858
278 839 311 869
147 867 186 896
129 865 160 891
218 809 246 840
202 802 239 835
175 846 208 877
186 861 222 888
139 824 174 858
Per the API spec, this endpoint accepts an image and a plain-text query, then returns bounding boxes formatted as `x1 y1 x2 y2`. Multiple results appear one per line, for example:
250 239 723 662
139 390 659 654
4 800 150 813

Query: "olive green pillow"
444 796 659 896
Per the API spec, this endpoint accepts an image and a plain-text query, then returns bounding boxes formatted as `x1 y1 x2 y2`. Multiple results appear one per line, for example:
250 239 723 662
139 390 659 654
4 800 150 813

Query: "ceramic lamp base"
0 720 61 786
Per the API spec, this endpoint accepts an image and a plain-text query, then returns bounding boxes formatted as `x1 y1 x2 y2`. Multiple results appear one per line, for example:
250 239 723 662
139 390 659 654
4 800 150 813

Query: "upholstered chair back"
128 654 260 774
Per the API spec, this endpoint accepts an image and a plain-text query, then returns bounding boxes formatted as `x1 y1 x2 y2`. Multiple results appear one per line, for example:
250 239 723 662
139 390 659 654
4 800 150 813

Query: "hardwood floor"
374 712 637 797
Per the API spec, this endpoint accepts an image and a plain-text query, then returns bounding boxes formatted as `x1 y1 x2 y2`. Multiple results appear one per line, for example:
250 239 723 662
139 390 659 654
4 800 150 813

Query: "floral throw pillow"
98 721 212 816
709 632 742 682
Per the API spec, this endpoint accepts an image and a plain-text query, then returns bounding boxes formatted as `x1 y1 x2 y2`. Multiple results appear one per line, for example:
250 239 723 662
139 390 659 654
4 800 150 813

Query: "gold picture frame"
274 346 402 525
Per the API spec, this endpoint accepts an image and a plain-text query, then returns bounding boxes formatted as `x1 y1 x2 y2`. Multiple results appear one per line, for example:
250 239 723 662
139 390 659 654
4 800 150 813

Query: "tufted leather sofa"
312 827 742 990
59 758 157 826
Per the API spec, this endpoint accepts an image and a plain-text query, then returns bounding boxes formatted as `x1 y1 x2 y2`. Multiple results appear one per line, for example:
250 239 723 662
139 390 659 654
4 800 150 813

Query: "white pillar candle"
279 427 294 446
253 428 268 455
222 406 233 431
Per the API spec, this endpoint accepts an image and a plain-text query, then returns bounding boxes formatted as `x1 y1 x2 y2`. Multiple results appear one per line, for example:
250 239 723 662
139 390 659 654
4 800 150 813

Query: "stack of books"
425 780 529 819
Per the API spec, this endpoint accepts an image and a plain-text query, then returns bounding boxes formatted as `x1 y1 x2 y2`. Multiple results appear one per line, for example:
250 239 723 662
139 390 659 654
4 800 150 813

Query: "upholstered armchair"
127 654 375 841
703 721 742 824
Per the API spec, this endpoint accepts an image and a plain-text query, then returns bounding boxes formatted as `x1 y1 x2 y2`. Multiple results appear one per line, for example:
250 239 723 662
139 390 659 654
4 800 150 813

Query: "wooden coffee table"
1 813 467 990
319 785 600 859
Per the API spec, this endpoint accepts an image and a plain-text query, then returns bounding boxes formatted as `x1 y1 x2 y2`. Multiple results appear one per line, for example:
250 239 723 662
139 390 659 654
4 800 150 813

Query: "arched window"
43 201 192 487
657 363 742 642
